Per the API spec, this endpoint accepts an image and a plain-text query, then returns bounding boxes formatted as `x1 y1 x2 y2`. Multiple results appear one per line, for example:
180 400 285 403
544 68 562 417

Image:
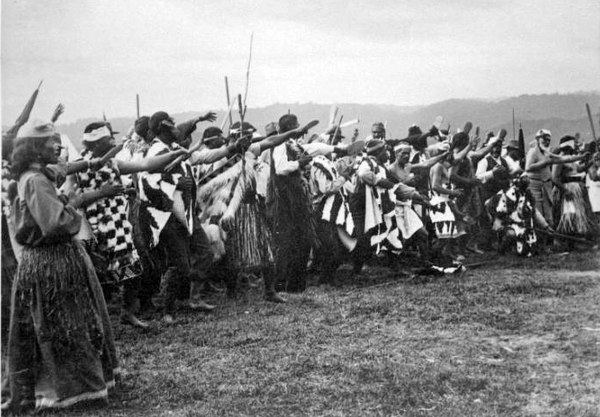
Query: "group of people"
1 101 599 412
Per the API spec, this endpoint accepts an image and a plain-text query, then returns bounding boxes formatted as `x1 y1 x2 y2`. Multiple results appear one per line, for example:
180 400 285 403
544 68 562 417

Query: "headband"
83 125 112 142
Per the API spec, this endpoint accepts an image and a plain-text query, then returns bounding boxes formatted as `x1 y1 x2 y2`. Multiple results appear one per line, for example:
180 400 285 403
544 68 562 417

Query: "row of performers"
2 112 599 411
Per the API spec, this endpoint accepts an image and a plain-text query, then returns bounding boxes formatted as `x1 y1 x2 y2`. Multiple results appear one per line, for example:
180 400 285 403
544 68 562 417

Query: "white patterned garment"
77 150 140 279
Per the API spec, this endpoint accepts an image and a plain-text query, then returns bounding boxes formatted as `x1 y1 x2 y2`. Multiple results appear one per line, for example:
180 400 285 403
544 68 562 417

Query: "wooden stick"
220 99 237 132
329 115 343 145
586 103 597 142
535 228 595 245
136 94 140 119
512 107 516 140
243 33 254 116
225 76 233 128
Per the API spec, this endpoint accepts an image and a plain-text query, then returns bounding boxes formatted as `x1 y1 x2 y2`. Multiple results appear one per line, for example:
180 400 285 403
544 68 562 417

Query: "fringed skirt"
1 240 118 413
226 202 274 272
556 182 597 236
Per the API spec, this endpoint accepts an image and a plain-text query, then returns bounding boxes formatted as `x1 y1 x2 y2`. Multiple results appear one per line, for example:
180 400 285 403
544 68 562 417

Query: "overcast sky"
2 0 599 123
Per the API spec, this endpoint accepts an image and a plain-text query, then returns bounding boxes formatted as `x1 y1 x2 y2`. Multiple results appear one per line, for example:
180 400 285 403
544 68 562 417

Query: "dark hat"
505 139 520 150
408 125 422 136
202 126 223 141
559 135 576 150
278 114 299 133
230 121 256 135
149 111 174 135
134 116 150 137
451 132 470 150
372 122 385 130
366 139 385 155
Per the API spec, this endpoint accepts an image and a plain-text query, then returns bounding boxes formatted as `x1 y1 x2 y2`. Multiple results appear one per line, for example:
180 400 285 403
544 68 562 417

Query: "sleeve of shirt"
303 143 334 157
24 174 81 238
273 143 299 175
475 158 494 182
190 146 230 165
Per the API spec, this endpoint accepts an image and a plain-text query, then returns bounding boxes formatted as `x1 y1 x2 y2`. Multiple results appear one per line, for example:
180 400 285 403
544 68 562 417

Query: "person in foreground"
1 120 118 413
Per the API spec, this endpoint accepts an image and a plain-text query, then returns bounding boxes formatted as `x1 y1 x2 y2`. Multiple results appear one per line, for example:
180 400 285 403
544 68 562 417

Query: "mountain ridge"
9 92 599 149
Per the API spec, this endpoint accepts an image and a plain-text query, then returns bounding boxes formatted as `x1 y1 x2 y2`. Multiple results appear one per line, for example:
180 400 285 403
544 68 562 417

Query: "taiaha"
242 32 254 116
512 107 516 140
6 79 43 137
535 228 595 245
329 115 343 145
220 99 237 132
518 122 525 164
585 103 597 144
237 93 247 182
225 76 233 128
136 94 140 119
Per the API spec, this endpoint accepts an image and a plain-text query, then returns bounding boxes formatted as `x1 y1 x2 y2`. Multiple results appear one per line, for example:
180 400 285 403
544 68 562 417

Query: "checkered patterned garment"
77 150 141 279
2 159 14 218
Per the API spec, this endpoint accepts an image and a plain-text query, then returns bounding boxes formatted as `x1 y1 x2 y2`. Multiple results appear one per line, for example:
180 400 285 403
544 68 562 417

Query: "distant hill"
24 92 600 150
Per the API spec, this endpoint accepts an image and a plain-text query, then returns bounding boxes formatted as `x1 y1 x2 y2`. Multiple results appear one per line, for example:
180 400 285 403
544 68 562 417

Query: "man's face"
397 149 411 165
206 135 226 149
491 143 502 158
538 135 551 149
41 137 60 165
508 148 519 159
372 127 385 140
92 136 115 157
51 135 63 158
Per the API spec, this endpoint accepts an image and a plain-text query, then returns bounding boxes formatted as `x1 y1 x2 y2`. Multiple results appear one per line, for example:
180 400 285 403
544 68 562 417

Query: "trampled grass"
51 250 600 416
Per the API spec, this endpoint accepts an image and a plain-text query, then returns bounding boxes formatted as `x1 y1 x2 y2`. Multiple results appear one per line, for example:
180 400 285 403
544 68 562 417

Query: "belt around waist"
529 178 551 182
563 177 585 184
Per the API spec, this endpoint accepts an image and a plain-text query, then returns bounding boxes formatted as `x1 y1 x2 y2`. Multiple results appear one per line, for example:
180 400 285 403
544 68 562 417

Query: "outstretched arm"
117 149 187 174
412 151 449 170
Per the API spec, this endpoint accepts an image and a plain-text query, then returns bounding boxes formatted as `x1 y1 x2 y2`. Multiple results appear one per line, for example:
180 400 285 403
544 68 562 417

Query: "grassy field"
54 249 599 416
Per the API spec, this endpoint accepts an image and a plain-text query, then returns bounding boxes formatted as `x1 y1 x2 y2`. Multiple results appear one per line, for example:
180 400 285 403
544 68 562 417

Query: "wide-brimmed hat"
16 119 55 139
505 139 520 150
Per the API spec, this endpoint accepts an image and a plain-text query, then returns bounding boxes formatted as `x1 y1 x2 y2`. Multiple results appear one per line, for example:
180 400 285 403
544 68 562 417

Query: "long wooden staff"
329 115 343 145
535 228 595 245
225 76 233 128
237 93 247 182
243 33 254 117
136 94 140 119
220 100 238 132
512 107 516 140
585 103 598 146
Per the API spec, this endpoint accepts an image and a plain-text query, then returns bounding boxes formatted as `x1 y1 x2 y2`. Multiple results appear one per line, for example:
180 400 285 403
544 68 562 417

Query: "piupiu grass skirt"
1 239 118 412
226 201 274 272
